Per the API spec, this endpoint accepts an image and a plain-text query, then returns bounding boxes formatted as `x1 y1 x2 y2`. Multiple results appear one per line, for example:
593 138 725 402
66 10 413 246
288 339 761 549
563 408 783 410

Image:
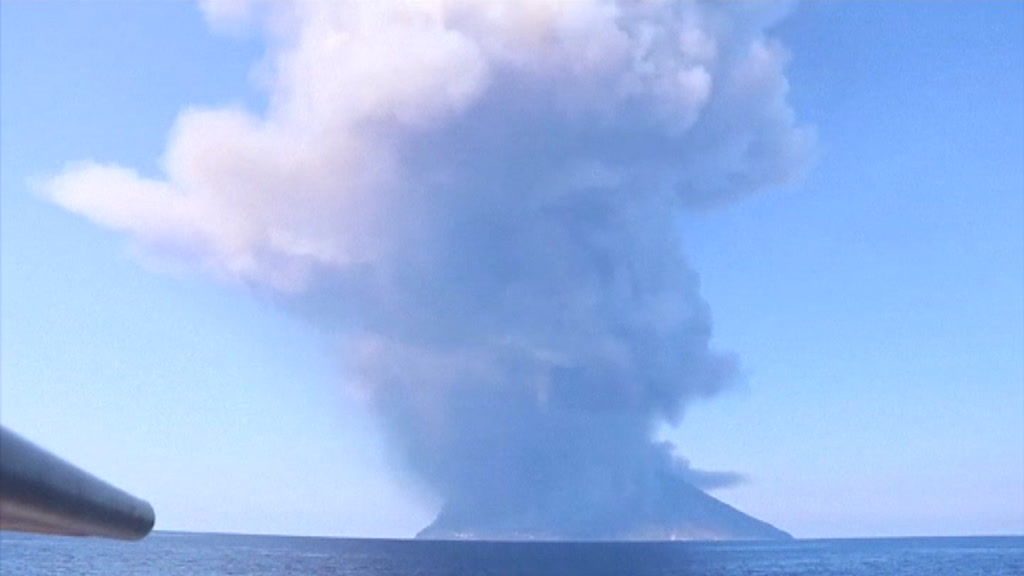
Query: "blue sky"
2 2 1021 538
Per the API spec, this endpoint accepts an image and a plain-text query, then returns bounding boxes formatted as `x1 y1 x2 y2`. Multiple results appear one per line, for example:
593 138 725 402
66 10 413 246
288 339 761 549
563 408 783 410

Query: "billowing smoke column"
46 1 811 540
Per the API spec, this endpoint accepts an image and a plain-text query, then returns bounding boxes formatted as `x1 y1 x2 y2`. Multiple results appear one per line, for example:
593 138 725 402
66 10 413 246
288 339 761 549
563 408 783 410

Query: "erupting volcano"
45 0 811 540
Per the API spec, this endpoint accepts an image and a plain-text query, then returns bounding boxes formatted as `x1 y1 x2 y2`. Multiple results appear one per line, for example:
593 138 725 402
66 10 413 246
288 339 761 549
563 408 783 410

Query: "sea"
0 532 1020 575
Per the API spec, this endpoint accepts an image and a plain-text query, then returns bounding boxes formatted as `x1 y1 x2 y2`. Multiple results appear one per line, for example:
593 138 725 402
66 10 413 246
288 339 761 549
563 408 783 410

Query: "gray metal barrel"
0 426 155 540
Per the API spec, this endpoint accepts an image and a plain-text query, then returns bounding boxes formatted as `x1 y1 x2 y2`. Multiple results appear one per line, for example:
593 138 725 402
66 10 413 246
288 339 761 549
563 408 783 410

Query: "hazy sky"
2 1 1022 539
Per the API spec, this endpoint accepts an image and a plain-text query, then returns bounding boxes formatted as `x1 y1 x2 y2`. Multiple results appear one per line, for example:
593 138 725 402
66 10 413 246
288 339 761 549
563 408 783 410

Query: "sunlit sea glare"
1 532 1020 575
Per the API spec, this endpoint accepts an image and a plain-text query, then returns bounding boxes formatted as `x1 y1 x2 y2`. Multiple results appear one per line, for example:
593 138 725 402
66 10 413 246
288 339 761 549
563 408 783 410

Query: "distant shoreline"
137 531 1024 544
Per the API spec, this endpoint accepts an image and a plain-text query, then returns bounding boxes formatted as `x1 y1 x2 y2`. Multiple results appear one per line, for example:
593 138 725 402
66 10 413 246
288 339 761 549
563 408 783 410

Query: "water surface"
1 532 1020 575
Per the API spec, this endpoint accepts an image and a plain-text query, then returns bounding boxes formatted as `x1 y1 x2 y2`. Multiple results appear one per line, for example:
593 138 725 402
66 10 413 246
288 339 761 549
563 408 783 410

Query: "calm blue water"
1 532 1020 575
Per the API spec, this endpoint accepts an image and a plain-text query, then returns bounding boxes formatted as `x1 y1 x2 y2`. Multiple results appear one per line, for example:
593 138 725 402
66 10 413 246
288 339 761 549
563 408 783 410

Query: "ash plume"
45 0 811 540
